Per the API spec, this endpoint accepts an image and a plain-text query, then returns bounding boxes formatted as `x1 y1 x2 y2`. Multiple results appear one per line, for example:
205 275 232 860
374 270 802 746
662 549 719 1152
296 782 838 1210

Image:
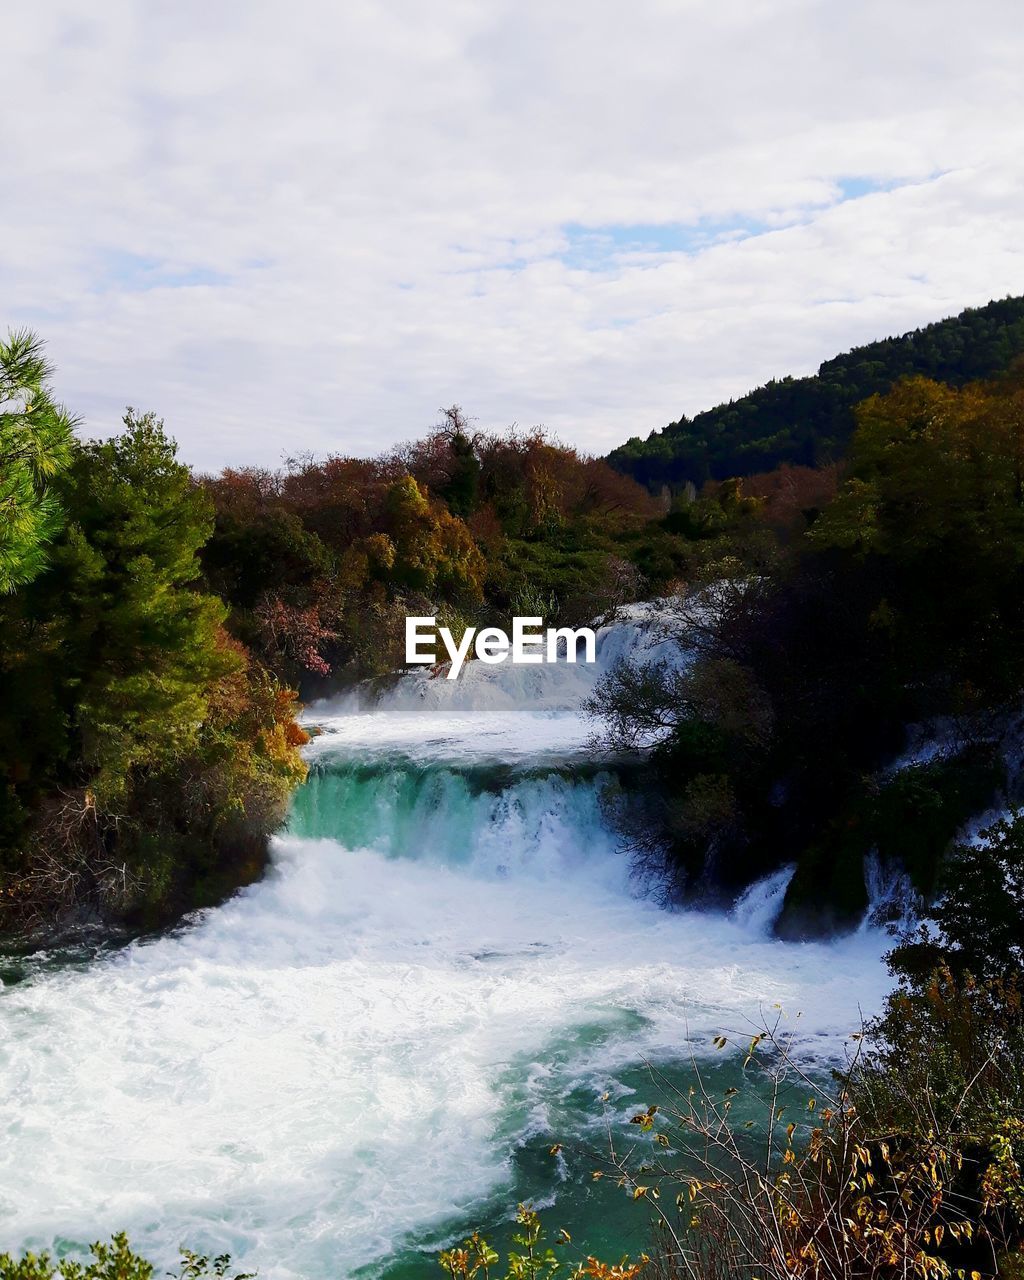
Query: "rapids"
0 607 892 1277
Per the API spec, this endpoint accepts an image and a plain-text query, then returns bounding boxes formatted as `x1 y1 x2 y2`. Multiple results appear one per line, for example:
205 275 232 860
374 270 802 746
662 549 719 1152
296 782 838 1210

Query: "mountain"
607 294 1024 491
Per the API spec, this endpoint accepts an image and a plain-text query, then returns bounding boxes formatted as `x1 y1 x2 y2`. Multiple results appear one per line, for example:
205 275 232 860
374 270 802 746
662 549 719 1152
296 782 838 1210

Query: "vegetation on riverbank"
0 1211 647 1280
0 1236 253 1280
574 843 1024 1280
0 335 307 937
590 365 1024 935
198 405 676 694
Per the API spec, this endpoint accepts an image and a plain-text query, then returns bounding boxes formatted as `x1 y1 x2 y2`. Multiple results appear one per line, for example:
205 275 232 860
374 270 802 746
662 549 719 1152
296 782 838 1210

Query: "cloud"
3 0 1023 470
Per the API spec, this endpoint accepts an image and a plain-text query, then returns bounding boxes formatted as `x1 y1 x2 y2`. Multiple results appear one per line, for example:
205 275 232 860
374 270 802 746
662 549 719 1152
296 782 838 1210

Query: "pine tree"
0 331 77 593
50 409 236 803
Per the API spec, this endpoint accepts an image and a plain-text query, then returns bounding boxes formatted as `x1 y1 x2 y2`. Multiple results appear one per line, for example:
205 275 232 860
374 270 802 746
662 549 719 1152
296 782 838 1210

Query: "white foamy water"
313 602 680 719
0 608 891 1278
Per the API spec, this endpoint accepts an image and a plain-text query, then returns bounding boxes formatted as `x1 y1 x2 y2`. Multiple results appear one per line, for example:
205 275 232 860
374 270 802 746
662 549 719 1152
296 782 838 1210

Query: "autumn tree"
401 405 483 519
382 474 484 600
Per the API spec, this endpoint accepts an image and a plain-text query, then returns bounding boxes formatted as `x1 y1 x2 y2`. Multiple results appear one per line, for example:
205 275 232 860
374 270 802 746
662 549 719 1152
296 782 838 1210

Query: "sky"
4 0 1023 472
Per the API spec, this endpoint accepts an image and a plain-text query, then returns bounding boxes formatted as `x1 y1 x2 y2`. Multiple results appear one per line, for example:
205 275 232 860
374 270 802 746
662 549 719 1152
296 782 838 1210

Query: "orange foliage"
740 463 841 532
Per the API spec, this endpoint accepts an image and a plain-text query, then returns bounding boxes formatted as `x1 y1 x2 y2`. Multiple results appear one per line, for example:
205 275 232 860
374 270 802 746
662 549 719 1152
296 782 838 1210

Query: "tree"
48 410 234 804
434 405 482 519
809 375 1024 709
0 410 309 930
889 812 1024 983
0 330 77 593
382 474 484 600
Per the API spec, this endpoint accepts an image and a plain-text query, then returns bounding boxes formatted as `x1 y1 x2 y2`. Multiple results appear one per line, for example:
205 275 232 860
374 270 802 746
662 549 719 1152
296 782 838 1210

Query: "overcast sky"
4 0 1023 472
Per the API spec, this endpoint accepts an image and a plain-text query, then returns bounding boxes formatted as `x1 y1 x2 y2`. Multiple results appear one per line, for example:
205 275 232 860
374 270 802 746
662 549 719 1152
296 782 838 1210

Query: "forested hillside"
198 407 680 695
608 294 1024 489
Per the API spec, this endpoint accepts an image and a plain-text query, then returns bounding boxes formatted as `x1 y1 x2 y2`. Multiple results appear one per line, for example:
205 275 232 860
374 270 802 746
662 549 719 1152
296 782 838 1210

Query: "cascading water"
731 864 796 935
0 606 892 1278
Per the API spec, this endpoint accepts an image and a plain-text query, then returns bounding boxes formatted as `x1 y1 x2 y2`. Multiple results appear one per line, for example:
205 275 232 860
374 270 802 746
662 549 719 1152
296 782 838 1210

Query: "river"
0 608 892 1277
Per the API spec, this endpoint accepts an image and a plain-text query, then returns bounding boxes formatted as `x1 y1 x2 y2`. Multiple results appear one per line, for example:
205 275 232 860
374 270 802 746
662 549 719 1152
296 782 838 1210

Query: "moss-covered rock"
775 747 1000 939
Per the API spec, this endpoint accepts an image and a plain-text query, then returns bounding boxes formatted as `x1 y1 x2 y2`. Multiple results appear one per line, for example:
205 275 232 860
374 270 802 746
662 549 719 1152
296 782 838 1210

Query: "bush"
593 1009 1024 1280
438 1205 647 1280
0 1235 252 1280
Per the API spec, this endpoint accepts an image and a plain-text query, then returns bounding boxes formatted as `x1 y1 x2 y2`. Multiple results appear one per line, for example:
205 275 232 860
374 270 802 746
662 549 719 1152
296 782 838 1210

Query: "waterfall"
290 759 630 890
0 604 893 1280
311 600 682 717
862 849 920 930
732 865 796 935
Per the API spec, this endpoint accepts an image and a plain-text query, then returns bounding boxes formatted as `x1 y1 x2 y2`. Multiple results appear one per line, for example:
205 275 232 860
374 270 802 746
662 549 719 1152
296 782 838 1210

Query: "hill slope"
607 295 1024 490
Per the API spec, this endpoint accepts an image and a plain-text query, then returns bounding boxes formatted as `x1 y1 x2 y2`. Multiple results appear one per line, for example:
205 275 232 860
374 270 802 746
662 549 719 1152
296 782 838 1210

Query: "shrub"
591 1004 1024 1280
0 1235 252 1280
438 1205 647 1280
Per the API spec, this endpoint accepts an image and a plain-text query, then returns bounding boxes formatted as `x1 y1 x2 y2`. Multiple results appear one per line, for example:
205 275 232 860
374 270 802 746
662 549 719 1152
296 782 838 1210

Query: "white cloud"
3 0 1023 470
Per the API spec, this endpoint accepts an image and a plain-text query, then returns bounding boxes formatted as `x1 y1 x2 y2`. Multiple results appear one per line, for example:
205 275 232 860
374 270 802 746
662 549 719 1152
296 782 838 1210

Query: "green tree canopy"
0 330 77 593
49 410 235 803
